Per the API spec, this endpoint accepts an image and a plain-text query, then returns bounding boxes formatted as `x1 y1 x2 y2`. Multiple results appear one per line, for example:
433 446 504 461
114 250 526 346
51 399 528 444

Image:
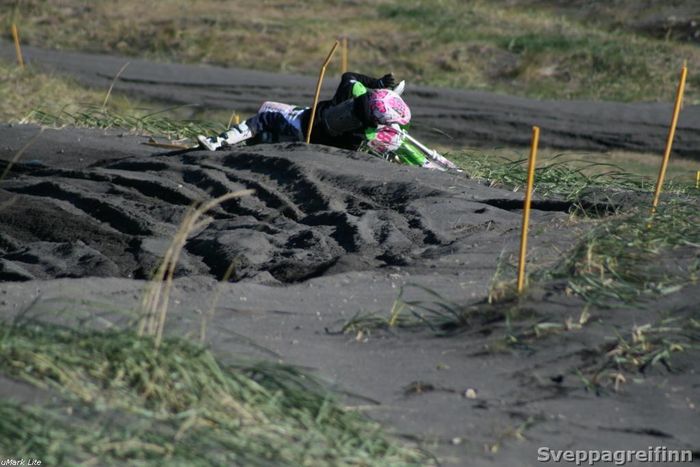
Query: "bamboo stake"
11 23 24 68
517 126 540 294
227 111 240 129
341 36 348 74
681 60 687 110
306 40 340 144
650 65 687 215
696 170 699 189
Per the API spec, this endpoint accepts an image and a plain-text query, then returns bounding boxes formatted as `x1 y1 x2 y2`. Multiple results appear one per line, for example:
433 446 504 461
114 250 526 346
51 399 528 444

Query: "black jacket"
300 72 386 150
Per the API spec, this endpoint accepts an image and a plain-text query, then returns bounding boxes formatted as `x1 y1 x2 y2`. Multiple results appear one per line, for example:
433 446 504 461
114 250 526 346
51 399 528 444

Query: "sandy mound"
0 124 574 283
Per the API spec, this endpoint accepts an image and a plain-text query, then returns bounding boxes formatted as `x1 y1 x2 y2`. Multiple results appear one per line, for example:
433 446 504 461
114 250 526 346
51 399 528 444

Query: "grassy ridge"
3 0 699 102
448 150 697 194
0 320 426 465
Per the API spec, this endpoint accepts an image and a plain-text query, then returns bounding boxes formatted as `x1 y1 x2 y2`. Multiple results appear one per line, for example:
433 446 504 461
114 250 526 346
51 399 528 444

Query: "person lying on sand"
197 71 407 151
197 71 459 171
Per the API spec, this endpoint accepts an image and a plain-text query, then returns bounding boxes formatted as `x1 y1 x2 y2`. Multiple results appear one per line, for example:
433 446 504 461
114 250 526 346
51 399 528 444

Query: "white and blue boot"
197 122 254 151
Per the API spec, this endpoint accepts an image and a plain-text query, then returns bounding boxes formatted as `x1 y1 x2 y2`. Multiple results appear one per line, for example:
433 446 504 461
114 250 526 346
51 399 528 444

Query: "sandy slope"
2 43 700 158
1 123 698 465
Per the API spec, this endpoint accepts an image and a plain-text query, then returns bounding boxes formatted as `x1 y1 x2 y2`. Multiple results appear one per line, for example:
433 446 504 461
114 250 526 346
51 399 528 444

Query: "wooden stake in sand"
227 111 241 129
11 23 24 68
306 40 340 144
341 36 348 74
650 64 688 214
517 126 540 294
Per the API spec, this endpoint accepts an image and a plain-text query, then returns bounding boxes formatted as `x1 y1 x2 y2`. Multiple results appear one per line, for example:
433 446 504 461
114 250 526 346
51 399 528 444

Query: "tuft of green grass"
575 315 700 393
25 106 226 141
336 284 540 346
0 320 428 465
450 151 696 202
452 151 644 199
545 200 700 305
339 284 472 336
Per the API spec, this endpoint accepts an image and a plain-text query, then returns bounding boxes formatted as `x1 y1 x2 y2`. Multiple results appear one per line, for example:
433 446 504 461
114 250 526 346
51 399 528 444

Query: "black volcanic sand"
1 124 698 465
2 43 700 158
0 124 569 283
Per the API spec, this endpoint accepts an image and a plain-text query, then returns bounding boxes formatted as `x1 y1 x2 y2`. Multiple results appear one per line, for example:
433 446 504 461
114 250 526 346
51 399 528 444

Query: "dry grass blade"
102 61 130 110
139 189 255 346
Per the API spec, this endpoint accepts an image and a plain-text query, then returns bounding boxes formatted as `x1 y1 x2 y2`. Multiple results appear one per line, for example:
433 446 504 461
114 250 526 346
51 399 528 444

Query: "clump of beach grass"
449 151 694 202
25 105 226 141
547 199 700 305
339 284 469 336
0 320 428 465
576 315 700 393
